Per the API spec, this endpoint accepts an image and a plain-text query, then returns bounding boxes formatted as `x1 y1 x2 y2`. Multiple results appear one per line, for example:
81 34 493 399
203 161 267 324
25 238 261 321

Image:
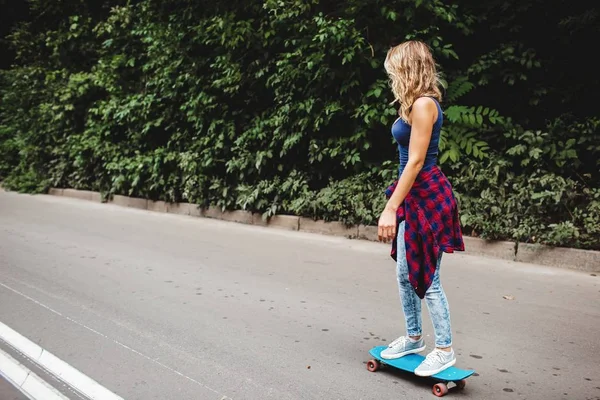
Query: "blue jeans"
396 221 453 348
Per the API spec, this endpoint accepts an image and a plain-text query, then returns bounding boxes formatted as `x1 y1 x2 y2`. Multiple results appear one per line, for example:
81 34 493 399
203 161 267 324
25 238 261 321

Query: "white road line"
0 281 232 400
0 347 68 400
0 321 123 400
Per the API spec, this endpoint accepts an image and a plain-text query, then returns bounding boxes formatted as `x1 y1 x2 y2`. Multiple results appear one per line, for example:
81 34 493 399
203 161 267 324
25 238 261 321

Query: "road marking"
0 281 231 399
0 321 122 400
0 347 69 400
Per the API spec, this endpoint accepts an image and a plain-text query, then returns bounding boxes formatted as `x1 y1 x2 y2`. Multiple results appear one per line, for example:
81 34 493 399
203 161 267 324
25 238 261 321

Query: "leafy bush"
0 0 598 250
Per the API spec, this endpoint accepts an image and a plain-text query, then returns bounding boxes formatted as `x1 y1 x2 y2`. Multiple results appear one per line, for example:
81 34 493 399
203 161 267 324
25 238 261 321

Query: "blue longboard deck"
369 346 475 382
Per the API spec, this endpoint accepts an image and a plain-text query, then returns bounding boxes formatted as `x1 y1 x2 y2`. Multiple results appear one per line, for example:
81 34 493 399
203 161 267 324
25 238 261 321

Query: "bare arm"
378 97 437 241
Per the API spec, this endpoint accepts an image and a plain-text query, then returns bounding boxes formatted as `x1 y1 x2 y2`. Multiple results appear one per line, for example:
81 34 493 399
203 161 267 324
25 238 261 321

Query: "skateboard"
366 346 475 397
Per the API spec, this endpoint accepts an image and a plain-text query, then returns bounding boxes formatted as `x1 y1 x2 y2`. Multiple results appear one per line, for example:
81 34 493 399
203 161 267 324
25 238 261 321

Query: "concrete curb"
166 202 203 217
358 224 378 241
62 189 101 203
0 321 124 400
147 200 167 213
44 188 600 273
0 348 69 400
109 195 148 210
516 243 600 272
298 217 358 238
216 209 254 224
462 236 516 261
48 188 63 196
252 214 300 231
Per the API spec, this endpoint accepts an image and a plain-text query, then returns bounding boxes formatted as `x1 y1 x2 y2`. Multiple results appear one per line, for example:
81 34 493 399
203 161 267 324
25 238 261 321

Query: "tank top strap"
426 96 443 125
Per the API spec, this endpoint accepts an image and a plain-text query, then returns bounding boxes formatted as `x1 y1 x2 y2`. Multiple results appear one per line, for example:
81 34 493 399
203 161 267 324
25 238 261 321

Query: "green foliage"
449 116 600 249
0 0 598 250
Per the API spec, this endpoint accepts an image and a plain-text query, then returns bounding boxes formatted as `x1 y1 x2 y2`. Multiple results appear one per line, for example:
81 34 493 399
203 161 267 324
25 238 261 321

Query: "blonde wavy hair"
384 40 443 122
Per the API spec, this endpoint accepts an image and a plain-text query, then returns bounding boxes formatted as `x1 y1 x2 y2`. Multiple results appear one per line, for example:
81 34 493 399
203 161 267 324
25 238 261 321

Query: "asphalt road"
0 376 28 400
0 190 599 400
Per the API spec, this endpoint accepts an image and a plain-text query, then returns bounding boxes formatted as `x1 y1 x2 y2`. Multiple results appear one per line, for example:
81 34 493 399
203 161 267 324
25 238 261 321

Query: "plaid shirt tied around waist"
385 165 465 299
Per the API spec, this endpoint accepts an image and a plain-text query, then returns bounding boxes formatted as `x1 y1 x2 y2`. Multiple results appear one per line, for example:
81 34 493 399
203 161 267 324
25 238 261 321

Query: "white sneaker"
380 336 426 360
415 348 456 376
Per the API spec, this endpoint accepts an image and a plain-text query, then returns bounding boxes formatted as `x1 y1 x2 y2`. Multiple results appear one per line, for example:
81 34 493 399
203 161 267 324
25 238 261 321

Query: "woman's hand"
378 207 397 242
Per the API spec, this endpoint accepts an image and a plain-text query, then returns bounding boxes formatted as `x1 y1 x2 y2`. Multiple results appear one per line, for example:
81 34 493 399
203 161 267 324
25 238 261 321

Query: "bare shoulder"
412 97 437 114
410 97 438 123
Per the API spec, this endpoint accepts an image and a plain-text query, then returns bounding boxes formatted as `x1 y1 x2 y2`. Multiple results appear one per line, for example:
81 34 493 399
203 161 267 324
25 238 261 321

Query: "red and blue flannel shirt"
385 165 465 299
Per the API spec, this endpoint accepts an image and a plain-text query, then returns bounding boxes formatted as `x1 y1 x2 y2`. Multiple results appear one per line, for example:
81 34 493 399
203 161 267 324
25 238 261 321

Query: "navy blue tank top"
391 97 443 176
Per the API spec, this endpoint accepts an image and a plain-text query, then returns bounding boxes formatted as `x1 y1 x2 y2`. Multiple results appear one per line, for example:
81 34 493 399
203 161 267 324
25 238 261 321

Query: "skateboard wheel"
433 383 448 397
366 360 380 372
456 380 466 390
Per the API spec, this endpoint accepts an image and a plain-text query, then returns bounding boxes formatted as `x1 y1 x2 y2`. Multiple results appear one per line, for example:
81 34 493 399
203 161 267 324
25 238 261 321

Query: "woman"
377 40 465 377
